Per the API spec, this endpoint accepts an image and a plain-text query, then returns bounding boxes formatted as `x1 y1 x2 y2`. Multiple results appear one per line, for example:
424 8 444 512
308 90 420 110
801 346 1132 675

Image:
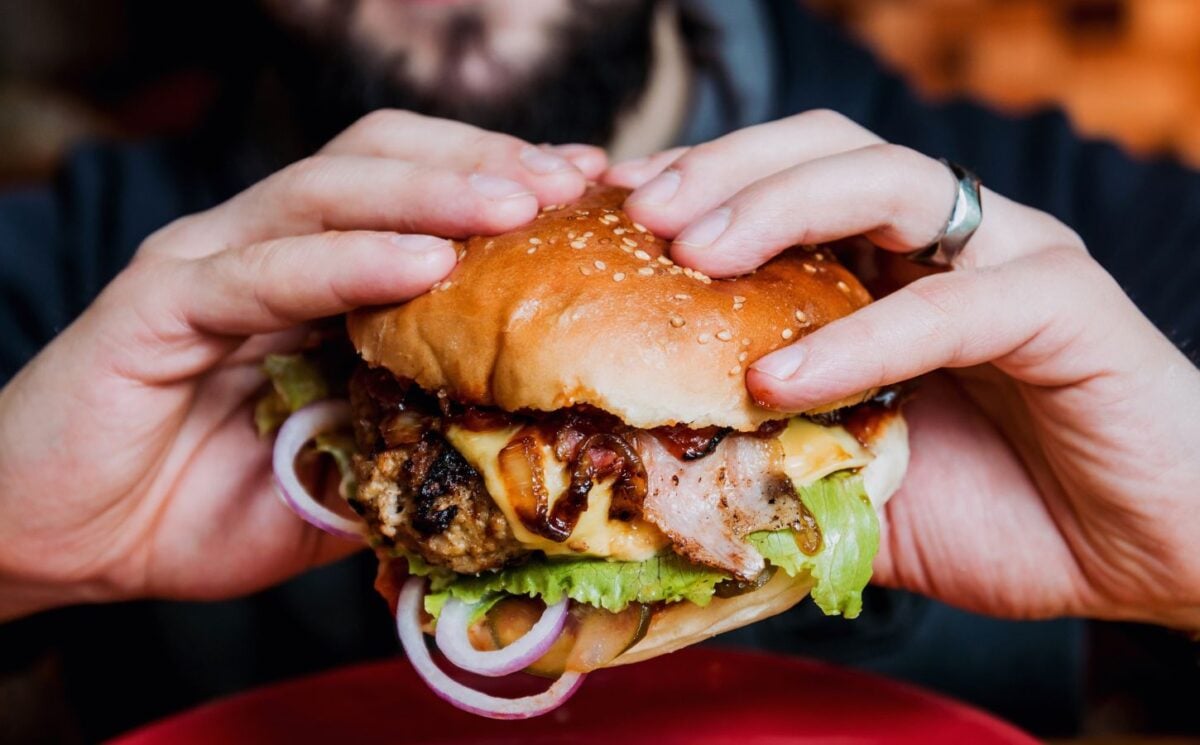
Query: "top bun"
348 185 874 430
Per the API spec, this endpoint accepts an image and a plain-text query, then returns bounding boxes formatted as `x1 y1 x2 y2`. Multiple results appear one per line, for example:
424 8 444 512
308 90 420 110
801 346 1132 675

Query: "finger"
223 326 314 366
320 110 593 204
668 144 961 278
622 110 882 236
542 144 609 181
746 247 1131 411
190 155 540 253
178 231 457 339
603 147 689 189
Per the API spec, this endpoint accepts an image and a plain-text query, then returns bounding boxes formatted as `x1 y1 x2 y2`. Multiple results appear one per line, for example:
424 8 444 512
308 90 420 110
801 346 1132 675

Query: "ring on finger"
906 159 983 268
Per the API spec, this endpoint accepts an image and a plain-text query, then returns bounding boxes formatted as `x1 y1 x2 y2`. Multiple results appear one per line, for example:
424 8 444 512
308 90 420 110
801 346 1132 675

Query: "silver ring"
906 159 983 267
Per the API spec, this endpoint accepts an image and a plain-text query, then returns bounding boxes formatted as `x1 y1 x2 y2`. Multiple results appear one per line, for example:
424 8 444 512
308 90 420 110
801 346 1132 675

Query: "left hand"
605 110 1200 629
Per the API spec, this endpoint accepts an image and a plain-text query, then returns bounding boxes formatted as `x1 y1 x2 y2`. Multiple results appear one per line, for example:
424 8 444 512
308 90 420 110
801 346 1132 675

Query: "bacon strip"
637 433 797 579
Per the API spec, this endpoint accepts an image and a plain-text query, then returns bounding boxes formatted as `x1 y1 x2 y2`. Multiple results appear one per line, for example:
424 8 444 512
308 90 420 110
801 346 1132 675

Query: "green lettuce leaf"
314 432 358 500
254 353 330 436
747 472 878 619
423 553 728 619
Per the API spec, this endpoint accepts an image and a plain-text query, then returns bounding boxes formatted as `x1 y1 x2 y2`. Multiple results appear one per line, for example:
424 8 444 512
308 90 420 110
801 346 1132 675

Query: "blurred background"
2 0 1199 741
6 0 1200 186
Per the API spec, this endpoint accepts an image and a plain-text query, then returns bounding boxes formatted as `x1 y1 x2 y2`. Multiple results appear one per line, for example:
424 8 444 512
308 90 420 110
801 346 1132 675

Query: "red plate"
111 648 1036 744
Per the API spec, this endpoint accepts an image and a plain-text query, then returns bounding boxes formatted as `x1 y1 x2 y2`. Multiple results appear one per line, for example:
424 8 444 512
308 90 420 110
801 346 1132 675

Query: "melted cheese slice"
445 417 873 561
778 418 873 488
445 425 669 561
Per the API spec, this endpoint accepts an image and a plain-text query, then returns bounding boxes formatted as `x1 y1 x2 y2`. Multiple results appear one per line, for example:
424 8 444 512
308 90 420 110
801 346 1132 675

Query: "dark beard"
269 0 658 150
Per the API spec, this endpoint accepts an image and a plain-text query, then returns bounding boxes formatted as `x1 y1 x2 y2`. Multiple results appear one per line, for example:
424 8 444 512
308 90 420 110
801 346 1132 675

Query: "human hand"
0 111 605 620
607 110 1200 629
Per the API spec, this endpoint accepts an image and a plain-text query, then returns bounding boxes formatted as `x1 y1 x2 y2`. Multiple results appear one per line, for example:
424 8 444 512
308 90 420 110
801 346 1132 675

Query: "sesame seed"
600 214 619 224
634 249 651 261
613 227 626 235
803 263 817 274
583 231 594 238
693 270 711 282
794 309 808 323
657 255 673 266
733 295 746 303
683 267 695 278
738 351 748 362
568 231 577 239
613 272 626 282
673 293 691 300
716 330 733 342
485 240 496 250
570 240 587 249
579 266 590 276
732 303 744 311
836 280 850 293
813 252 825 261
576 210 590 216
697 333 712 344
782 328 794 340
638 267 655 276
668 266 683 275
728 365 742 376
633 222 648 233
526 247 537 254
669 315 686 328
541 204 559 212
528 237 542 245
741 338 751 346
594 260 607 270
622 237 638 248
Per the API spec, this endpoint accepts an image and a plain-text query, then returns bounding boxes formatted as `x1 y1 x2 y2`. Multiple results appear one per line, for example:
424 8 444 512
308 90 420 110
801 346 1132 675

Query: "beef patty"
348 367 525 574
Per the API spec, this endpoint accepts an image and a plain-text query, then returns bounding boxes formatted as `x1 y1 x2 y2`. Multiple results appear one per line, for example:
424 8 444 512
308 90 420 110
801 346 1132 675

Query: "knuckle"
670 143 722 182
866 142 923 170
904 272 962 321
358 108 413 132
797 107 852 130
281 155 338 205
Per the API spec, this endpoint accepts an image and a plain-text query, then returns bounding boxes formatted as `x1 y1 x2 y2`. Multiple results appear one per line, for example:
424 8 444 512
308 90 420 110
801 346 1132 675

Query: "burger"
266 185 909 719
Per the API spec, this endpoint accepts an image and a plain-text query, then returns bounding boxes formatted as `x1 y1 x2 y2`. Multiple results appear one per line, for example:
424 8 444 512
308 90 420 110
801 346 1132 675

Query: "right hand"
0 111 606 621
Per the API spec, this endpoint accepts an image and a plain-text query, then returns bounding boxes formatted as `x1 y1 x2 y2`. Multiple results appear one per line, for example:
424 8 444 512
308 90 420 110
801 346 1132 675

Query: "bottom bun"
609 570 814 667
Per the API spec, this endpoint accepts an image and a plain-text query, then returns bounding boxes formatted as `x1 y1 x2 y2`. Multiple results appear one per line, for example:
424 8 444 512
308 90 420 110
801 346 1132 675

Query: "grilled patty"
349 368 525 574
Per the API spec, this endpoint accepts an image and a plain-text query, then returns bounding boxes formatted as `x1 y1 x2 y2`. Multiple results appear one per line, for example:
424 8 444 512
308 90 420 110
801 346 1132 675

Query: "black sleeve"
0 142 213 383
765 0 1200 355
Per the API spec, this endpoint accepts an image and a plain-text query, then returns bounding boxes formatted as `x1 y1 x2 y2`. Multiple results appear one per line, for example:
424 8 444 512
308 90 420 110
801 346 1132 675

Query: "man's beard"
270 0 658 150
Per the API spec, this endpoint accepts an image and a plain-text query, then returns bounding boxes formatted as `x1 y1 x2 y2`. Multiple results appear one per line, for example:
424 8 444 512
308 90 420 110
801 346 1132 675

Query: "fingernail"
629 169 681 205
750 346 805 381
469 173 533 200
520 146 571 175
390 234 451 252
675 207 731 249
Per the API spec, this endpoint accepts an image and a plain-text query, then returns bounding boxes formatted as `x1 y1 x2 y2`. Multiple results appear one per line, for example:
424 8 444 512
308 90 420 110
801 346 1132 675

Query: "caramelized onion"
650 423 728 461
497 430 554 538
381 410 426 447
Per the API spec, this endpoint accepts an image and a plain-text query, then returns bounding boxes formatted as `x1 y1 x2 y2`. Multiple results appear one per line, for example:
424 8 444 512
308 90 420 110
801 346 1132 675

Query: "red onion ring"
272 400 364 540
435 595 569 676
396 577 585 719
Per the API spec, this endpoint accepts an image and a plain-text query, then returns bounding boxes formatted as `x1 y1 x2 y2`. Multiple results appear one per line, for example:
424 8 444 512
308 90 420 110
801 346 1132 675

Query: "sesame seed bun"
347 185 876 430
